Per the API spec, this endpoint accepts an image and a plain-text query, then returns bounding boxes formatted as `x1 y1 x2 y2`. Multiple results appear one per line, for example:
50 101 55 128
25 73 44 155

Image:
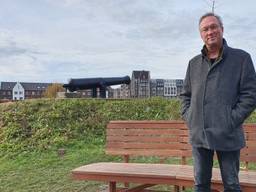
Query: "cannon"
63 76 131 98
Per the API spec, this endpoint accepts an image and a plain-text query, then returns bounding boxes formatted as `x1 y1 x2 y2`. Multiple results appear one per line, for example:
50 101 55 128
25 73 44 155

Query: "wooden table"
72 162 256 192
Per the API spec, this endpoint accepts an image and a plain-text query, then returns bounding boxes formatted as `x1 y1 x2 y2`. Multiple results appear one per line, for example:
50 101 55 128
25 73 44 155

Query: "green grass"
0 139 117 192
1 140 255 192
0 138 194 192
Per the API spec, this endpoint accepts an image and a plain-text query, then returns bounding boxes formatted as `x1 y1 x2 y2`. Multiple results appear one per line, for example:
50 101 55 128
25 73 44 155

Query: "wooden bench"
72 120 256 192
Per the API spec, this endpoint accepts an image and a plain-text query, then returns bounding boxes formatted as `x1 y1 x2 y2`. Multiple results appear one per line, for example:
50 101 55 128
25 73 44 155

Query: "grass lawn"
0 139 117 192
0 138 194 192
1 139 255 192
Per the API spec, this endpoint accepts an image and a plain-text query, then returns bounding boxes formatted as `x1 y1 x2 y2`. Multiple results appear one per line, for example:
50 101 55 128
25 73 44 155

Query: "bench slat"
106 149 184 157
107 129 188 136
107 136 181 142
247 133 256 140
107 142 184 149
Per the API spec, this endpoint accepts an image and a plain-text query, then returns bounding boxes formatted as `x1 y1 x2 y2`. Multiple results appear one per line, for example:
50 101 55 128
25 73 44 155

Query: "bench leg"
109 181 116 192
174 185 179 192
211 189 221 192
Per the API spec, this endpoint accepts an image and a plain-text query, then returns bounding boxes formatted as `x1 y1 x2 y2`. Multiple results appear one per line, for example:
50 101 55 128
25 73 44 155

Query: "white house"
12 82 25 100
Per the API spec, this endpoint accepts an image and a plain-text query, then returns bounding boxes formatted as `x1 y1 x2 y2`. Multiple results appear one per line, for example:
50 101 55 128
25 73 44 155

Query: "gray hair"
199 12 223 28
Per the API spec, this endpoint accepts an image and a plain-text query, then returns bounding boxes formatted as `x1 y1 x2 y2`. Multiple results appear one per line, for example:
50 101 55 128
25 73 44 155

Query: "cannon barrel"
63 75 130 92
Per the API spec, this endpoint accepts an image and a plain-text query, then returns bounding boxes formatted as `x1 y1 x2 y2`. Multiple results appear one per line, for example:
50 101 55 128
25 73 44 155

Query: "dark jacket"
181 39 256 151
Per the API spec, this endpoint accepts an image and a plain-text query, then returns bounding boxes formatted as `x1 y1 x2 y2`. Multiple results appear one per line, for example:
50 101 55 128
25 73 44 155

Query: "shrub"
0 97 255 154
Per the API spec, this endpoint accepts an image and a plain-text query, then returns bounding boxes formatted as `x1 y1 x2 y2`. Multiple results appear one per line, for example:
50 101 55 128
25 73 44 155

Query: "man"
181 12 256 192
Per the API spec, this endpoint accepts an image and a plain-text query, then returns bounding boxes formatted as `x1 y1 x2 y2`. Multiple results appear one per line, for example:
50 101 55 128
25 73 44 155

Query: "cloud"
0 0 255 83
0 44 27 58
0 54 42 80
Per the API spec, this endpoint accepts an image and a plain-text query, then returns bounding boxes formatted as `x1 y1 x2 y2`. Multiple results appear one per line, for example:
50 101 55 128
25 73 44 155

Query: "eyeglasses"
200 24 220 33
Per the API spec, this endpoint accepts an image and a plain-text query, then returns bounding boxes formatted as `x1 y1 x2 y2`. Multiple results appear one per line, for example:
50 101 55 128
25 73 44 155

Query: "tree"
43 83 65 98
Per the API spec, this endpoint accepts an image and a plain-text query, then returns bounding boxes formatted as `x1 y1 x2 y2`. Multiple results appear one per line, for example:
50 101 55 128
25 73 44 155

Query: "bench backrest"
106 121 256 166
242 124 256 165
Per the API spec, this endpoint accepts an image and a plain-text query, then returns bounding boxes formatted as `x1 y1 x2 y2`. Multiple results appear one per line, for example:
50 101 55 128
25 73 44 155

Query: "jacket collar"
201 38 228 59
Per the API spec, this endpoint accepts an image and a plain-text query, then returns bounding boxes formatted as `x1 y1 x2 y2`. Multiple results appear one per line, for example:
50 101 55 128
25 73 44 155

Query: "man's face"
199 16 223 48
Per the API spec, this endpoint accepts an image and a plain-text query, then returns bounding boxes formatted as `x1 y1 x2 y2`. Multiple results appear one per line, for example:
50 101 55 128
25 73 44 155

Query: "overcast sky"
0 0 255 83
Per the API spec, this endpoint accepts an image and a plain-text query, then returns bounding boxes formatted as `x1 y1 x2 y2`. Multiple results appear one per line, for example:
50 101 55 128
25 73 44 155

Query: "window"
14 91 18 95
19 91 23 95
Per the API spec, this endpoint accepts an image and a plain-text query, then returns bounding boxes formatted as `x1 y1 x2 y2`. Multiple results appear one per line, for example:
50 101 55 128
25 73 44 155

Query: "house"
0 82 52 100
13 82 25 100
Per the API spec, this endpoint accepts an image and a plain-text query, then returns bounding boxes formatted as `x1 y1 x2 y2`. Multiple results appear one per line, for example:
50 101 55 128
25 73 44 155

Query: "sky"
0 0 256 83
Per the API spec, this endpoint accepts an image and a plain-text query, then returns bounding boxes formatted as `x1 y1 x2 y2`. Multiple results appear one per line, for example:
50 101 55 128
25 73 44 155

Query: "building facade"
164 79 177 98
13 82 25 100
150 79 165 97
120 84 130 98
130 70 150 98
110 71 183 99
175 79 184 97
150 79 157 97
0 82 52 100
156 79 165 97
